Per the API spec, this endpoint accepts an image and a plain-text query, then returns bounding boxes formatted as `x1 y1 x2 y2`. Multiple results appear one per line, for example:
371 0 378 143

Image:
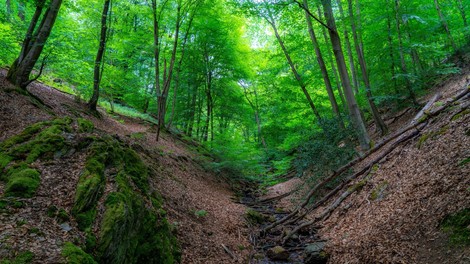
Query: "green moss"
441 208 470 245
417 126 449 149
47 205 58 217
459 157 470 166
62 242 97 264
5 168 40 198
0 122 49 151
370 181 389 201
78 118 94 133
348 179 367 192
451 109 470 121
0 152 13 172
0 251 34 264
130 132 145 140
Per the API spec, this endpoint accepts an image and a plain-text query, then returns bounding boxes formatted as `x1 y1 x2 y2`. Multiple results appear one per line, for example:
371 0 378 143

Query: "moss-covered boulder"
77 118 94 133
62 242 97 264
5 168 40 198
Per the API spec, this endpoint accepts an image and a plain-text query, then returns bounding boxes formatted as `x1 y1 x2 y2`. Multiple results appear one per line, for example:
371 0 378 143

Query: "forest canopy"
0 0 468 178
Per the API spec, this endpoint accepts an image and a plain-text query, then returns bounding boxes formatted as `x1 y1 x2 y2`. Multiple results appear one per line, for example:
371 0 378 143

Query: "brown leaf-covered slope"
0 70 250 263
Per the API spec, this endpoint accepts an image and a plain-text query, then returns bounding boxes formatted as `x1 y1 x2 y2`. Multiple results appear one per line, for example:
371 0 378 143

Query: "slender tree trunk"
7 0 62 89
156 3 181 140
434 0 457 50
386 7 398 95
347 0 388 135
317 5 346 109
456 0 467 28
336 0 359 94
88 0 111 111
265 12 322 123
303 0 342 125
18 0 25 21
321 0 371 150
5 0 11 21
394 0 418 106
187 84 198 137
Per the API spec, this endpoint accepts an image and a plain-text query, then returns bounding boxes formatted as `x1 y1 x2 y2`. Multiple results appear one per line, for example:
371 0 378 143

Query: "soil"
0 70 250 263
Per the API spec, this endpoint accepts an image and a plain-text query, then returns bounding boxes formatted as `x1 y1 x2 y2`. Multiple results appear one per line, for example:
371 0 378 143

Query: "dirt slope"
0 70 250 263
262 69 470 263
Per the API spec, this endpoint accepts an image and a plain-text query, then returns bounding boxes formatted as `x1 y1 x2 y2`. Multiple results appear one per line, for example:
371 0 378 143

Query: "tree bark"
7 0 62 89
303 0 342 125
456 0 468 28
321 0 370 150
434 0 457 50
347 0 388 135
88 0 111 112
265 11 322 124
336 0 359 94
394 0 418 106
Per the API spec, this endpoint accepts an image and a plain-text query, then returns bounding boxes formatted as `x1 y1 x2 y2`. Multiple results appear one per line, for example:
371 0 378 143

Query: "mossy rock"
77 118 94 133
441 208 470 245
0 251 34 264
62 242 97 264
5 168 40 198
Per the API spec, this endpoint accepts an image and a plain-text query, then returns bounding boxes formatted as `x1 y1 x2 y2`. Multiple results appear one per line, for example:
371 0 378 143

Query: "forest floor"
0 64 469 264
251 65 470 263
0 69 251 263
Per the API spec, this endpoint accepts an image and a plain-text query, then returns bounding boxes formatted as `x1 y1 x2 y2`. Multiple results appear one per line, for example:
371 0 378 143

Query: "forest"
0 0 469 263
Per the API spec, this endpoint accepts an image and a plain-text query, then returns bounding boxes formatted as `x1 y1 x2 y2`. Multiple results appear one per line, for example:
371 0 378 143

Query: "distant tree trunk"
321 0 371 150
242 83 267 148
394 0 418 106
156 2 181 141
303 0 343 126
18 0 25 21
386 7 398 95
434 0 457 50
265 10 323 124
88 0 111 112
317 5 346 109
168 1 199 128
336 0 359 94
347 0 388 135
5 0 11 21
456 0 467 28
187 84 198 137
7 0 62 89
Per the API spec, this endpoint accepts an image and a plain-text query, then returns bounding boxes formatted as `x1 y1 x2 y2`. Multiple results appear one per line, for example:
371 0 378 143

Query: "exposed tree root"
264 87 469 233
281 128 422 244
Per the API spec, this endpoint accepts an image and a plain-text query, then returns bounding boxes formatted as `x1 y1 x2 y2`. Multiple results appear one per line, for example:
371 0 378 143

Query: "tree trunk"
347 0 388 135
18 0 25 21
303 0 342 125
336 0 359 94
434 0 457 50
317 5 346 109
156 3 181 140
7 0 62 89
5 0 11 21
88 0 111 111
265 12 322 124
386 7 398 95
394 0 418 106
321 0 370 150
456 0 467 28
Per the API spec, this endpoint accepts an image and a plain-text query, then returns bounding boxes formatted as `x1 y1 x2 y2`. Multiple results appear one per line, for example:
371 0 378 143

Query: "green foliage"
5 168 40 198
194 210 208 218
0 251 34 264
77 118 94 133
441 209 470 246
62 242 97 264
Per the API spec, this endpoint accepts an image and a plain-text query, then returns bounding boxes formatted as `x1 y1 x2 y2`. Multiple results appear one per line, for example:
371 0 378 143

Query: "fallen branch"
264 87 469 233
221 244 237 260
282 129 422 244
411 93 441 125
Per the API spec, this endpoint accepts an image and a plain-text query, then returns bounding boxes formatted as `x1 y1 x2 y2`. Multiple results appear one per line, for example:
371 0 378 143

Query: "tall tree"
303 0 342 125
7 0 63 89
88 0 112 112
321 0 370 150
347 0 388 135
433 0 456 50
262 4 323 124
